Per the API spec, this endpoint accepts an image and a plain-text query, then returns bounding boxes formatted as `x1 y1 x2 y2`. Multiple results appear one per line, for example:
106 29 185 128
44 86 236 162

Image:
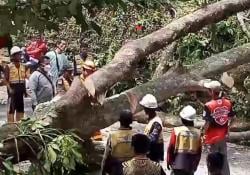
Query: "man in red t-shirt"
202 81 235 175
26 34 47 61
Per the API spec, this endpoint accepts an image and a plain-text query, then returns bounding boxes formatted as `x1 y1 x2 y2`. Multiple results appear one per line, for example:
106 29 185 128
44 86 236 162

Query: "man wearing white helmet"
202 81 235 175
4 46 27 122
167 105 202 175
140 94 164 162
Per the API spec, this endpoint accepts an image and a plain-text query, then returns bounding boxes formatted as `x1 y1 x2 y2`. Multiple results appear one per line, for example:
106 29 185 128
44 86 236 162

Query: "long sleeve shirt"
28 70 54 106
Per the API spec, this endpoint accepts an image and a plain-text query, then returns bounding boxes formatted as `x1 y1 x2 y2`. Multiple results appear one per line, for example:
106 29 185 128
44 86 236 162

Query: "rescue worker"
80 59 96 81
4 46 27 122
102 109 135 175
122 133 166 175
167 105 202 175
57 64 73 94
139 94 164 162
202 80 235 175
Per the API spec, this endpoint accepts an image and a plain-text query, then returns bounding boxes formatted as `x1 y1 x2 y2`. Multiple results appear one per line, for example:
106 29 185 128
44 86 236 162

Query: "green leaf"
2 162 13 171
47 146 57 164
50 143 60 151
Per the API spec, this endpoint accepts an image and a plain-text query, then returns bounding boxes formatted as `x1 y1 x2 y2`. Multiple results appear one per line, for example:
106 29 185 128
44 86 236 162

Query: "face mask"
44 65 51 72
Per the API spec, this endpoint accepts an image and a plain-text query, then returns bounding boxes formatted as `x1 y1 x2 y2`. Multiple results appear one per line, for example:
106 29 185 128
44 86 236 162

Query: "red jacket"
203 98 234 144
26 40 47 60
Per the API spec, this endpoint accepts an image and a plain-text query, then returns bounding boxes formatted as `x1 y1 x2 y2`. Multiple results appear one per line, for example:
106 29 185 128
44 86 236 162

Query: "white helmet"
10 46 22 56
204 80 221 90
139 94 158 109
179 105 196 121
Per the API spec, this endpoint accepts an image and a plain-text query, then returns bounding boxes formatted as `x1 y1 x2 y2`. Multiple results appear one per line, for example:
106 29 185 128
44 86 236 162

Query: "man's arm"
28 73 38 107
167 129 176 166
148 122 162 143
4 65 12 92
101 134 112 175
202 106 212 134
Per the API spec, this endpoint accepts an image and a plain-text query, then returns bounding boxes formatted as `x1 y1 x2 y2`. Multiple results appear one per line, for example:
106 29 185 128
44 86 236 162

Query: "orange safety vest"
174 126 201 154
110 129 135 161
205 98 232 144
9 63 26 84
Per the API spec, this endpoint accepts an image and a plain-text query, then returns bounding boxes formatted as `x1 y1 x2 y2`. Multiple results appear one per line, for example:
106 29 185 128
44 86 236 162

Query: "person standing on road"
122 133 166 175
45 40 69 88
4 46 27 122
28 56 54 110
139 94 164 162
102 109 136 175
202 81 235 175
167 105 202 175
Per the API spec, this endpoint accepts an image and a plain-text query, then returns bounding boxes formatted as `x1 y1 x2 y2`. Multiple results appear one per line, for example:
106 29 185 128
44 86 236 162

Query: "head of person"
204 81 222 99
119 109 133 128
56 40 67 53
63 65 73 79
10 46 22 63
81 60 96 78
139 94 158 120
207 152 224 175
80 43 89 60
39 56 50 72
33 32 43 42
131 134 150 155
179 105 196 126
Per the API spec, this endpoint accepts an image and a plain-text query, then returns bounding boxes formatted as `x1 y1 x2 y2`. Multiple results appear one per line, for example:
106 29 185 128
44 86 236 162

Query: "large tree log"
48 0 250 136
61 0 250 103
51 43 250 136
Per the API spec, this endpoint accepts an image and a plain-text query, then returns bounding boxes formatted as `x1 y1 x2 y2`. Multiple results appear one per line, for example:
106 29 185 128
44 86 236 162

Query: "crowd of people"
0 34 96 123
0 34 235 175
101 81 234 175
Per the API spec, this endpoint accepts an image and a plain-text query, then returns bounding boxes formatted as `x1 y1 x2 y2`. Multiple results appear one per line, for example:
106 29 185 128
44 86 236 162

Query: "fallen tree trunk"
54 0 250 134
227 131 250 142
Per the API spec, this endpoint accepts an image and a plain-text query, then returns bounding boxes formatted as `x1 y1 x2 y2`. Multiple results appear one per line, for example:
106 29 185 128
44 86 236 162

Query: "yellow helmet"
82 60 96 70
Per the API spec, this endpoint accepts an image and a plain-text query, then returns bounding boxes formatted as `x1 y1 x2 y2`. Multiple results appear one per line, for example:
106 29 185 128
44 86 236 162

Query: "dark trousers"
8 84 25 114
171 170 194 175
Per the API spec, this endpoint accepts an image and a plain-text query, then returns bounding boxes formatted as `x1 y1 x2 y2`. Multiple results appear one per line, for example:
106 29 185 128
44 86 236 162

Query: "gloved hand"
167 164 171 170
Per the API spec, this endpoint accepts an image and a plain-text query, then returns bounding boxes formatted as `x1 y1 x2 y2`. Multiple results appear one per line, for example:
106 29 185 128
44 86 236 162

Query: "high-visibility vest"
110 129 135 161
9 63 26 84
144 116 163 143
174 126 201 154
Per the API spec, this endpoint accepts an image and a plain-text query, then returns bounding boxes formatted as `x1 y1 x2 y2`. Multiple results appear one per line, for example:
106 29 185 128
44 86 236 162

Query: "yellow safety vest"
110 129 135 161
174 126 201 154
9 63 26 84
144 116 164 143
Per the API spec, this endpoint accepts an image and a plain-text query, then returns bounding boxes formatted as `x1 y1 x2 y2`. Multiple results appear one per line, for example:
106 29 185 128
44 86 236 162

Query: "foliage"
0 0 173 35
0 118 87 175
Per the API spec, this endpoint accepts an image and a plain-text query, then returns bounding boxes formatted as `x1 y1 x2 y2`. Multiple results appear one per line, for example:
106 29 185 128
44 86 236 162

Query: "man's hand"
167 164 171 170
8 88 14 95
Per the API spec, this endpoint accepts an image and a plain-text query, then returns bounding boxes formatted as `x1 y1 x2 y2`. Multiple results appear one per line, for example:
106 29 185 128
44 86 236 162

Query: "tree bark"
152 42 177 80
46 0 250 137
